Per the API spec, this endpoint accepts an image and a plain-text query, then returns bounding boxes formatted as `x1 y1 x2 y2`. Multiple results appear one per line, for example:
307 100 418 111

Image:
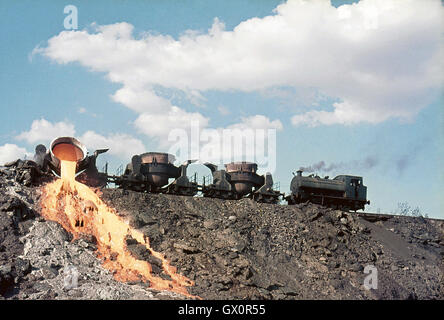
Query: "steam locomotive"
29 137 370 210
285 170 370 211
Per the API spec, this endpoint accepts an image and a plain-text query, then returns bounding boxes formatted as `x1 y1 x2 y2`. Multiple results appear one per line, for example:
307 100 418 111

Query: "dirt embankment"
102 189 444 300
0 165 443 300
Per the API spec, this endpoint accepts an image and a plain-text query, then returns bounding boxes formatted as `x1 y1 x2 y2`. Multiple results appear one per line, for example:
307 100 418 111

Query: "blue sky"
0 0 443 218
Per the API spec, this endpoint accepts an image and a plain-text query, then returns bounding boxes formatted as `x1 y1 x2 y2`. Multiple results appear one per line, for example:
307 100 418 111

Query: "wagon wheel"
267 195 277 204
286 196 294 205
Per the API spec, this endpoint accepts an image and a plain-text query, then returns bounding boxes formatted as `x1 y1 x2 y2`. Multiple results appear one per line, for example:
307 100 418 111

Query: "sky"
0 0 443 218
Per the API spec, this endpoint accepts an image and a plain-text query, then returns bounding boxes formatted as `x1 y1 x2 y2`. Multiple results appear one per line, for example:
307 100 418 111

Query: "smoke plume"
299 156 379 174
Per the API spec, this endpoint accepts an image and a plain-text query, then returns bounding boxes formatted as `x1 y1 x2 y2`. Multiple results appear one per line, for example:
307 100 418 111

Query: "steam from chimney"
395 143 425 175
299 156 379 174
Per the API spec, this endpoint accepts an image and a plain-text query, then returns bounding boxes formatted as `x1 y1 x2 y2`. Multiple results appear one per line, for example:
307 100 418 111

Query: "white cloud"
164 114 281 171
15 118 146 160
217 106 231 116
111 87 172 113
134 106 209 147
16 118 76 144
11 113 279 170
36 0 443 128
216 115 281 169
228 115 283 131
80 131 146 159
0 144 32 165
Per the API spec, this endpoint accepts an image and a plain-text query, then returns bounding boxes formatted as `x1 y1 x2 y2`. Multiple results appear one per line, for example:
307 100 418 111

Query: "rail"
355 212 443 223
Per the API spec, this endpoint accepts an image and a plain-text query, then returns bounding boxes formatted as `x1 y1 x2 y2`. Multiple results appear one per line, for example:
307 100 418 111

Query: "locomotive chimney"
297 170 302 177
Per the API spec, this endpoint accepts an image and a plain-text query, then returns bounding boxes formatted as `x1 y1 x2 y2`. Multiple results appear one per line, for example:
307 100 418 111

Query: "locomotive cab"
334 175 367 203
286 172 369 211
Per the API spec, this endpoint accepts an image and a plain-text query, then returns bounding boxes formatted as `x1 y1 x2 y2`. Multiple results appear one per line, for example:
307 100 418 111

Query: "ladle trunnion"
109 152 199 196
201 161 282 203
32 137 108 187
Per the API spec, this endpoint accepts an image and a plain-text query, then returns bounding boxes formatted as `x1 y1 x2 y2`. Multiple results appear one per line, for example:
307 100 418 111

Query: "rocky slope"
0 165 181 300
0 165 443 300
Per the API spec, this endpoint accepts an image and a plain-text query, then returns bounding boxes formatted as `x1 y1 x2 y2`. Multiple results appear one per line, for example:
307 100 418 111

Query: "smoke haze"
299 156 379 174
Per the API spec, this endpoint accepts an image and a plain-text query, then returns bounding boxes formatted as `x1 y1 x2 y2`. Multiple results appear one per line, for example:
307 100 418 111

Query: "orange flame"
40 157 197 298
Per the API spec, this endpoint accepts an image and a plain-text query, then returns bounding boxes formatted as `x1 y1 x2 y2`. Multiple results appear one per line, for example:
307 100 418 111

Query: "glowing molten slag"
41 149 196 298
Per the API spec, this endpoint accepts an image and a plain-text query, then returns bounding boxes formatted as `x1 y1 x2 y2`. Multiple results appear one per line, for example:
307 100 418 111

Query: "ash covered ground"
0 164 443 300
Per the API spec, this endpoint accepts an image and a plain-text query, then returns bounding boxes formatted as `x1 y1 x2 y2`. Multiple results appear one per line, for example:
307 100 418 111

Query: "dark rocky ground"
0 164 443 300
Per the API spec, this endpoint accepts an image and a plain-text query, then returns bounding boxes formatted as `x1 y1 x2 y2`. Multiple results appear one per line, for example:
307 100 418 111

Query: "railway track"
355 212 443 223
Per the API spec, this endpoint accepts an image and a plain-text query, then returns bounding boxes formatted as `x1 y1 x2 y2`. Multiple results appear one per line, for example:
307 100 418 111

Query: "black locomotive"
285 170 370 211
